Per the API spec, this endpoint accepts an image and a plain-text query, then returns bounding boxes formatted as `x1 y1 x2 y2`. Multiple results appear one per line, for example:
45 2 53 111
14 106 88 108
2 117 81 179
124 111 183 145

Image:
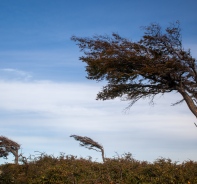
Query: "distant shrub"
0 152 197 183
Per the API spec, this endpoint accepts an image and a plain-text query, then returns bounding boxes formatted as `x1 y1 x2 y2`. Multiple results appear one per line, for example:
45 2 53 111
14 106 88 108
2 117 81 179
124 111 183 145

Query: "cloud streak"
0 77 197 164
0 68 32 81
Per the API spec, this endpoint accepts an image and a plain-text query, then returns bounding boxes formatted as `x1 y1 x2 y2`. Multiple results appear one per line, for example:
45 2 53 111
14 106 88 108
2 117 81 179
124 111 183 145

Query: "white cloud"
0 80 105 116
0 78 197 164
0 68 32 81
0 48 82 68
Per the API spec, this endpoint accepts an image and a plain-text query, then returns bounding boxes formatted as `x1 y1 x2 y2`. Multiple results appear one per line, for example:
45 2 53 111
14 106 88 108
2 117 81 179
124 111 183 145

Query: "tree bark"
14 150 19 164
10 149 19 164
178 88 197 118
101 148 105 162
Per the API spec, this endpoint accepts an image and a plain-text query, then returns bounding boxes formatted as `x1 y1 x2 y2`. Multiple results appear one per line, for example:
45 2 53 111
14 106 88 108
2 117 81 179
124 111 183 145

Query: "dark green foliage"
0 153 196 184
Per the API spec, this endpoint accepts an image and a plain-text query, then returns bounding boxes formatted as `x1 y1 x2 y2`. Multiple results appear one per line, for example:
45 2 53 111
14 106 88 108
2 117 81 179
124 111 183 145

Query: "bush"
0 152 196 184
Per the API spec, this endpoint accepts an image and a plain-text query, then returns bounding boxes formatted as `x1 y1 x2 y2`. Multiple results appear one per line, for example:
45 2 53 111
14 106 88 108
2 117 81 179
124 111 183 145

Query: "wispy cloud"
0 48 82 67
0 72 197 163
0 68 32 81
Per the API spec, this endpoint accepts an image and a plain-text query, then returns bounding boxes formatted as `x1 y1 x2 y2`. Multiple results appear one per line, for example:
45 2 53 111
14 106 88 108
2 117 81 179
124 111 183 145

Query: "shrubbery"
0 152 197 184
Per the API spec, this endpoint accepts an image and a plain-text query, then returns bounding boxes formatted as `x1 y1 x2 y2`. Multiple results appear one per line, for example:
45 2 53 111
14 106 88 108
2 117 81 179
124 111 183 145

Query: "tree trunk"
14 149 19 164
10 149 19 164
101 148 105 162
178 88 197 118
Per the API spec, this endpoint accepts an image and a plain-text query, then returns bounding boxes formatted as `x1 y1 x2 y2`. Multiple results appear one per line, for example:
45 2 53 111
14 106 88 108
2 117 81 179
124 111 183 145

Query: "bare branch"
171 99 184 106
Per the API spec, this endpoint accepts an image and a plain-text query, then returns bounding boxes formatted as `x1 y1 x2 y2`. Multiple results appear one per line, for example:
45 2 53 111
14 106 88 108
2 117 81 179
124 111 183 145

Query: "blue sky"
0 0 197 164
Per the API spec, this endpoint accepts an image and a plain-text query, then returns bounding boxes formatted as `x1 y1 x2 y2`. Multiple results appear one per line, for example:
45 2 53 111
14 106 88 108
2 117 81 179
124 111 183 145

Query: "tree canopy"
70 134 105 162
0 136 20 164
72 22 197 118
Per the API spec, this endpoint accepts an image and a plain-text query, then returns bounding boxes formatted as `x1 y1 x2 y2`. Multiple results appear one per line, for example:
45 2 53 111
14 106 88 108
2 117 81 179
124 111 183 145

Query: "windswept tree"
70 135 105 162
0 136 20 164
72 22 197 120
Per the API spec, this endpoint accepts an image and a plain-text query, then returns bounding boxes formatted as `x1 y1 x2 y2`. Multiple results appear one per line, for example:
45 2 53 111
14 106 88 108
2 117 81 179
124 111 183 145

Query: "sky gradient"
0 0 197 163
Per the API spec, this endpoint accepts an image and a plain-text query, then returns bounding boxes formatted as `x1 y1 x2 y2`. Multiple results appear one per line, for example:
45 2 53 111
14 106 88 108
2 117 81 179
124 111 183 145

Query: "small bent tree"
72 22 197 123
70 135 105 162
0 136 20 164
